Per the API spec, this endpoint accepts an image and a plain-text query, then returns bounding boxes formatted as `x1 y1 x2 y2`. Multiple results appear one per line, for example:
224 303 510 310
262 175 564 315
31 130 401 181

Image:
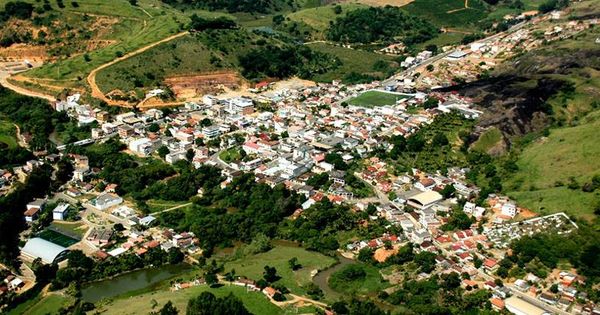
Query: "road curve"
86 31 190 107
0 76 57 102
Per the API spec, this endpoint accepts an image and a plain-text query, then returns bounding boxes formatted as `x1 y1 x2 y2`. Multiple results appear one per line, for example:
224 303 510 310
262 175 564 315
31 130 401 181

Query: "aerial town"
0 1 599 315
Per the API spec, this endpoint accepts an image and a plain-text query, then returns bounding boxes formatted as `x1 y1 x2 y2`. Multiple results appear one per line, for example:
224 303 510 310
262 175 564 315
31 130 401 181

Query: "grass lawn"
219 147 244 163
415 32 465 50
0 119 18 148
147 199 191 213
471 127 503 153
223 245 336 296
348 90 408 107
95 284 282 315
328 264 389 295
49 221 88 239
8 294 73 315
37 229 79 247
308 43 397 83
503 113 600 220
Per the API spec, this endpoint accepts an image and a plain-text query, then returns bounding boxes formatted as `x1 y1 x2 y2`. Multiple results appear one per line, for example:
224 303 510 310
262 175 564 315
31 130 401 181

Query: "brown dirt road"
86 31 190 107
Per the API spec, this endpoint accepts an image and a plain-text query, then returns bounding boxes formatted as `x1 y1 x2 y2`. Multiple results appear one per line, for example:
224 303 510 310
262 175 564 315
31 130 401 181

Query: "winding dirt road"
0 74 57 102
86 31 189 107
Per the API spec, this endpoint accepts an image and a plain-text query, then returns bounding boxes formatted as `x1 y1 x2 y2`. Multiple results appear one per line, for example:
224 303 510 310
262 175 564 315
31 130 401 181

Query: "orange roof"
490 298 504 309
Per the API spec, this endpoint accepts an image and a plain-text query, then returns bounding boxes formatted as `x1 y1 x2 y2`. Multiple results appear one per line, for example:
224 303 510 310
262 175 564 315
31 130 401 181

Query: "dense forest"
0 86 66 151
160 173 302 254
0 165 53 267
326 6 439 44
239 44 340 80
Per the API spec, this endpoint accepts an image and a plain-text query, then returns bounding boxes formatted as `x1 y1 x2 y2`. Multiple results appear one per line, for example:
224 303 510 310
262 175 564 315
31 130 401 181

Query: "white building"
52 203 70 221
501 203 517 217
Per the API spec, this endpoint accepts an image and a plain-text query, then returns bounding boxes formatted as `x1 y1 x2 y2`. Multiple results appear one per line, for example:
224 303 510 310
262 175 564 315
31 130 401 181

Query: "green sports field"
348 90 409 107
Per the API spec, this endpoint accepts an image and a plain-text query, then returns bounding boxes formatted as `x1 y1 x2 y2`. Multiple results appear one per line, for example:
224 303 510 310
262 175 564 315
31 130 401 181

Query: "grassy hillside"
307 43 398 83
503 112 600 220
401 0 489 31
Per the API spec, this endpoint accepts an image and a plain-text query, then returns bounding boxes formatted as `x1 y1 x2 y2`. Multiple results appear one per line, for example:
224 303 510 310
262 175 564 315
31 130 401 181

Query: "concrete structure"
504 296 549 315
407 191 443 209
52 203 70 221
21 238 70 264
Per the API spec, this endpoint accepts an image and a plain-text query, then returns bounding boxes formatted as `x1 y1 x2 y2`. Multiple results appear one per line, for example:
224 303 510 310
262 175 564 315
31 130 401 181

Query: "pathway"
86 31 189 107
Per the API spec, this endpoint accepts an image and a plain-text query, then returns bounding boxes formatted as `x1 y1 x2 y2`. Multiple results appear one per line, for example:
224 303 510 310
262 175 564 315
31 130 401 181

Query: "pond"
81 264 192 303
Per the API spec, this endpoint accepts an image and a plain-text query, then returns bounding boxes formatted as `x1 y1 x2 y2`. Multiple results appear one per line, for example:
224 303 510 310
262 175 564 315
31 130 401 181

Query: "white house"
501 203 517 217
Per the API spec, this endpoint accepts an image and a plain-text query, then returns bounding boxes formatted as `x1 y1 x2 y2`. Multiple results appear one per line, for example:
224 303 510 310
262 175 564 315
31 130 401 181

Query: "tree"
158 145 170 158
550 283 559 293
168 248 184 264
357 247 374 263
186 149 195 162
442 272 461 289
423 97 439 109
333 5 343 14
83 53 91 62
426 64 434 72
187 292 251 315
129 0 137 5
272 14 284 25
263 265 279 283
205 272 218 287
148 123 160 133
288 257 301 270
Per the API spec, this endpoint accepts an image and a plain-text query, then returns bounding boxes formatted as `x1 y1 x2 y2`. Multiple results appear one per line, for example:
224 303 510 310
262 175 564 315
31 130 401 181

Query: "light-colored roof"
21 238 69 264
408 191 443 207
504 296 546 315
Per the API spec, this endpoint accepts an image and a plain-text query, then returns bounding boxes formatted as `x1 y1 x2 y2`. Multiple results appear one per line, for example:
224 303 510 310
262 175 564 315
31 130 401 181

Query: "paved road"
381 20 528 87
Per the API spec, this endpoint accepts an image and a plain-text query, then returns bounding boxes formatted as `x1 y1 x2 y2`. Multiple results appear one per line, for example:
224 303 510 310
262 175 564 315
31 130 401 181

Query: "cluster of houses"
408 13 599 90
93 227 199 259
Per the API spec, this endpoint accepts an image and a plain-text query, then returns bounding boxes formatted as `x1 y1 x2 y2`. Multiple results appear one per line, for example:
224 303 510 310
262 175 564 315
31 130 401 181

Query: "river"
312 253 355 299
81 264 192 303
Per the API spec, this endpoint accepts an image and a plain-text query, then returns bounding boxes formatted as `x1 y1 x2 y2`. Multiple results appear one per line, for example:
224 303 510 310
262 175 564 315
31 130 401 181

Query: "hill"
444 10 600 220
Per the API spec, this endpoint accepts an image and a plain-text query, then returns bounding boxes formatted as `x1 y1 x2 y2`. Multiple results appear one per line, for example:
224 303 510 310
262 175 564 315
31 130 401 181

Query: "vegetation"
160 173 301 255
326 6 438 44
348 91 407 108
239 44 339 81
329 264 388 295
187 291 251 315
0 165 53 267
401 0 489 30
307 43 398 83
96 283 281 315
223 245 336 296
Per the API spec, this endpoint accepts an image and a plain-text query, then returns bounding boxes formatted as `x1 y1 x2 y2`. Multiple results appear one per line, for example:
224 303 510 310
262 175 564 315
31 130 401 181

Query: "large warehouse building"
21 238 70 264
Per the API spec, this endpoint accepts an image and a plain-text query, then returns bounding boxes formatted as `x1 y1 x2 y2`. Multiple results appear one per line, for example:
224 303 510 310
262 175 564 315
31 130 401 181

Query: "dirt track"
86 31 190 107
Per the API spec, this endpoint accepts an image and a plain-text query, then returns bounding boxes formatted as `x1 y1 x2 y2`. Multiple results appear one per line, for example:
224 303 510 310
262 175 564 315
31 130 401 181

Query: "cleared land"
95 285 282 315
504 114 600 220
348 90 407 107
223 245 336 296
